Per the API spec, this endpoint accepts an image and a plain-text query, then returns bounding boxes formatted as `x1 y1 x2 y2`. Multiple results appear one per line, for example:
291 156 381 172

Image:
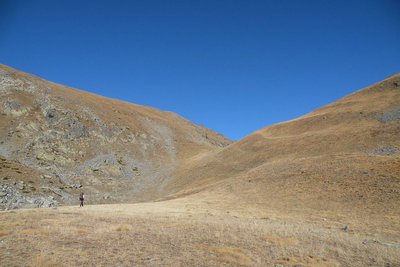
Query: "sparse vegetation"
1 201 399 266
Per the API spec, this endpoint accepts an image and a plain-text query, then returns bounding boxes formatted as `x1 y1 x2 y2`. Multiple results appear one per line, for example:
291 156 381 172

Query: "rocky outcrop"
0 184 57 210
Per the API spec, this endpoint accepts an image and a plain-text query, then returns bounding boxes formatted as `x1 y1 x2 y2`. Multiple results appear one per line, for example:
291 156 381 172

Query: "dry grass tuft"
30 252 60 267
115 224 132 232
0 230 9 238
197 244 254 266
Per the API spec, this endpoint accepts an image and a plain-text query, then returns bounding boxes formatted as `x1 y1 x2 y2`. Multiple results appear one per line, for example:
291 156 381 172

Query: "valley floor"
1 198 399 267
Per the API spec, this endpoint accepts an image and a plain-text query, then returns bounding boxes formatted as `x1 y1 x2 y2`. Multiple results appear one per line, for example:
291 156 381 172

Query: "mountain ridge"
0 63 231 209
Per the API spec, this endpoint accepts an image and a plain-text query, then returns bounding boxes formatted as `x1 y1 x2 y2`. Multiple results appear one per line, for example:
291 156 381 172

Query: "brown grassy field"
1 197 399 267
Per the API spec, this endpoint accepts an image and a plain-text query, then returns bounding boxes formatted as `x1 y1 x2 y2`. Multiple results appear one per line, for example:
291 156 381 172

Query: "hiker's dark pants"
80 200 84 207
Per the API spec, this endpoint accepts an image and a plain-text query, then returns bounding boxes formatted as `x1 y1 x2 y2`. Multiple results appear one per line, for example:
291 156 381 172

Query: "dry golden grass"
1 199 399 266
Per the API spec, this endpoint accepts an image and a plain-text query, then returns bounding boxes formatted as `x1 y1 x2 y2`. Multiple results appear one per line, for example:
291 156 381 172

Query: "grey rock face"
377 107 400 122
0 184 58 210
369 146 399 156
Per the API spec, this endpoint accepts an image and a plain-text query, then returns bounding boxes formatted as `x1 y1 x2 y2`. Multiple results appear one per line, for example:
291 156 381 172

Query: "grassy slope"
167 74 400 221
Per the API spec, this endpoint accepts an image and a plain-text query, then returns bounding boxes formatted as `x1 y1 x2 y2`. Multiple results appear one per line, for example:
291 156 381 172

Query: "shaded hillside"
0 64 231 209
168 74 400 219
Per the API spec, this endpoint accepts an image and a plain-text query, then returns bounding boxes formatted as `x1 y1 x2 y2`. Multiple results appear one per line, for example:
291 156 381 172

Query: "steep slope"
168 74 400 220
0 64 231 209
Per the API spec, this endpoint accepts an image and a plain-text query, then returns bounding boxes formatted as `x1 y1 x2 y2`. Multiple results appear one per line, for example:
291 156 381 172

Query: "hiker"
79 192 85 207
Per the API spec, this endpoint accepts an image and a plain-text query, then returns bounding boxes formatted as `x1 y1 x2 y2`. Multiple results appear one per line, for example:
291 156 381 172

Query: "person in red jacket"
79 192 85 207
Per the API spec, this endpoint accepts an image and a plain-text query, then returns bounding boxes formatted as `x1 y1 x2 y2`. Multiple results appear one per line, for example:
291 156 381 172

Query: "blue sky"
1 0 399 140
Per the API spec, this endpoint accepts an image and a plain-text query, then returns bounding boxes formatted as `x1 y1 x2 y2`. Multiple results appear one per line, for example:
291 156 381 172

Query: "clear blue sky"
1 0 399 140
